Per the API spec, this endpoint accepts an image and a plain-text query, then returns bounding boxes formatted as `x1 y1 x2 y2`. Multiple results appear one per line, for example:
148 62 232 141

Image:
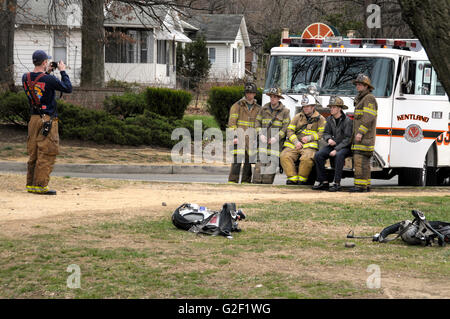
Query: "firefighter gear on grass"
228 97 261 183
252 101 290 184
280 105 326 184
352 79 378 190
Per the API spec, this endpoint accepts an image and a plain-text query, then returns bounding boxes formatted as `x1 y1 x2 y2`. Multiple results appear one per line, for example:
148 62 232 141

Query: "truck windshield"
264 55 323 94
265 55 395 97
321 56 395 97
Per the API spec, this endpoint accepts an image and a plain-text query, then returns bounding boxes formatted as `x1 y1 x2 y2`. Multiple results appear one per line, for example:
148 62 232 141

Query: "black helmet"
244 82 257 93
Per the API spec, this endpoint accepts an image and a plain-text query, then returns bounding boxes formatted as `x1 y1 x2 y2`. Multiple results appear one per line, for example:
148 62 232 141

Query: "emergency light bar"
281 37 420 50
281 38 323 47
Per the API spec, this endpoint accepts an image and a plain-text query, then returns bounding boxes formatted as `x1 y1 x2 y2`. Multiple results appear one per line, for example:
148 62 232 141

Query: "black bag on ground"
172 203 245 238
375 210 450 246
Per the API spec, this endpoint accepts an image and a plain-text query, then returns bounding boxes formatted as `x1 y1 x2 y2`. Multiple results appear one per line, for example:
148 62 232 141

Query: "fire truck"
262 31 450 186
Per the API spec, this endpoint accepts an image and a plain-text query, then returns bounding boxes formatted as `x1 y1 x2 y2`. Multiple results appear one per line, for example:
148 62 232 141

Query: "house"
184 14 251 81
13 0 191 88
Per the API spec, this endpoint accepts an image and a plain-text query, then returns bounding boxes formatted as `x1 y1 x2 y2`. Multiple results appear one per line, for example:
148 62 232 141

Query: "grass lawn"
183 114 220 129
0 195 448 298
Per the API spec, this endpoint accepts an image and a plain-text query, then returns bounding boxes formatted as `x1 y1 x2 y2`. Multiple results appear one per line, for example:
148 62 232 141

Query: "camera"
50 61 58 69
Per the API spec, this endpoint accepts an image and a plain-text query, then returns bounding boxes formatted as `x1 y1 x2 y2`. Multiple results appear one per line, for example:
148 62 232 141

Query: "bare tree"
0 0 17 92
398 0 450 95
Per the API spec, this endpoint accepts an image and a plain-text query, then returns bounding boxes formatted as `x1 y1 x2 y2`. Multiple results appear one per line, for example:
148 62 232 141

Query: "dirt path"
1 172 448 225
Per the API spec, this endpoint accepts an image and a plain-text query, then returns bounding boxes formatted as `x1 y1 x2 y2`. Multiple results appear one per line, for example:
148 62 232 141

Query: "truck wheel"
398 163 426 186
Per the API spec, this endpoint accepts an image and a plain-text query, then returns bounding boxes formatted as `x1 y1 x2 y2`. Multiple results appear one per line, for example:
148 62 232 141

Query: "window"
53 30 67 63
322 56 395 97
157 40 167 64
127 30 137 63
232 48 237 64
208 48 216 64
140 31 149 63
264 55 323 93
403 60 445 96
105 28 154 63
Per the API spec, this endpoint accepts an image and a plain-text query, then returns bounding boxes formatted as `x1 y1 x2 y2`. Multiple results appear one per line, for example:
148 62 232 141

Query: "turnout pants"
27 115 59 193
314 146 351 184
280 147 316 183
228 150 253 183
353 151 372 189
252 160 278 184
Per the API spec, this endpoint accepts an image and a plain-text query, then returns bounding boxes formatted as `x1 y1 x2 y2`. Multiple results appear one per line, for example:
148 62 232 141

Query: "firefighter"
227 82 261 184
22 50 72 195
349 74 378 192
252 88 290 184
312 96 353 192
280 94 326 185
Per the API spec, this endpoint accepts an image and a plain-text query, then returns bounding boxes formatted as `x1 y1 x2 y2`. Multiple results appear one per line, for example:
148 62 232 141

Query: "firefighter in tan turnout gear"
349 74 378 192
252 88 290 184
280 95 326 185
227 82 261 184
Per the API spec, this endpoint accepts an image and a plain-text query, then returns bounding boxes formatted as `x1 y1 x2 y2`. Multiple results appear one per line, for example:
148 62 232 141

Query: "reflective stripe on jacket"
284 110 326 150
351 89 378 153
255 102 290 157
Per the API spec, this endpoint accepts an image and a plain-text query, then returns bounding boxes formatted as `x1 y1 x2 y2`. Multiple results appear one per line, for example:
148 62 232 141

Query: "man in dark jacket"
312 96 352 191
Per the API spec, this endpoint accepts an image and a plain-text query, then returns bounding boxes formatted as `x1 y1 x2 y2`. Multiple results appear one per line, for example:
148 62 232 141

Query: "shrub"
0 91 210 148
0 91 30 125
103 92 147 118
206 86 262 131
144 87 192 119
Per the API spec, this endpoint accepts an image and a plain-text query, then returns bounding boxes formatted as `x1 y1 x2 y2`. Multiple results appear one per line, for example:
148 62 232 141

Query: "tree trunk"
398 0 450 95
0 0 17 92
81 0 105 87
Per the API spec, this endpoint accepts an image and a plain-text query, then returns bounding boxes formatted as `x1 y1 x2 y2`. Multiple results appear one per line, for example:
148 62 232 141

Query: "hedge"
103 87 192 120
206 86 262 131
0 91 213 148
103 92 147 118
144 87 192 119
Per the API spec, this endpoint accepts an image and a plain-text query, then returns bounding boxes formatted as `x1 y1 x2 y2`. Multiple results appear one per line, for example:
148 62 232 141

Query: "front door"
390 58 449 169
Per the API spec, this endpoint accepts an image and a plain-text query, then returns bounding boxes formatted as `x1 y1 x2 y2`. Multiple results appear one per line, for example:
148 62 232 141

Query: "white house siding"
206 30 246 80
105 63 155 84
207 44 230 80
105 39 175 87
13 26 82 86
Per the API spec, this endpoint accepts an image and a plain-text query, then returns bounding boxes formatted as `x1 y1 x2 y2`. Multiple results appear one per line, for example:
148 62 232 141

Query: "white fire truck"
263 34 450 186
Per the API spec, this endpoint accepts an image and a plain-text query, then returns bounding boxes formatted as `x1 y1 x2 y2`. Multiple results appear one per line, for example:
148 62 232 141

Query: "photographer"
22 50 72 195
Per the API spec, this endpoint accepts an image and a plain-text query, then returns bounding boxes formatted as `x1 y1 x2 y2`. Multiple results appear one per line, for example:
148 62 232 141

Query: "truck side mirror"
401 59 409 83
400 58 410 95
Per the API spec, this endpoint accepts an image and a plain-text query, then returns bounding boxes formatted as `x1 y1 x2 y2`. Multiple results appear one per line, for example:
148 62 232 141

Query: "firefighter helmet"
266 87 284 99
244 82 257 93
353 74 374 90
301 94 316 106
328 96 348 109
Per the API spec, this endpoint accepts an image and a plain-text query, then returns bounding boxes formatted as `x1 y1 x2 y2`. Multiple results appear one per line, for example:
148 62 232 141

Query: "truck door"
391 58 449 184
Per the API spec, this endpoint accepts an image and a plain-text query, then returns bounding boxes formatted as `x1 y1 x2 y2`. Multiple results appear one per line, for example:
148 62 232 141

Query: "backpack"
375 210 450 246
172 203 245 238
